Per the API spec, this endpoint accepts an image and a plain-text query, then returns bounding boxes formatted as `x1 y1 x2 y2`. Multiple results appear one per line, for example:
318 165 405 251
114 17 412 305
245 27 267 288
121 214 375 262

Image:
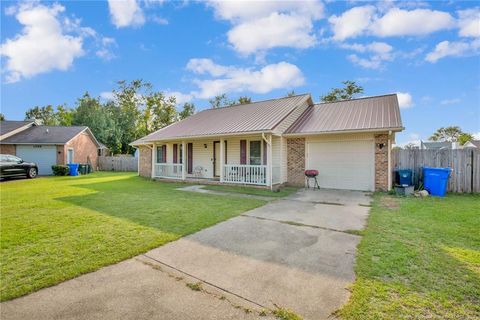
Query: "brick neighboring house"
0 120 100 175
131 94 404 191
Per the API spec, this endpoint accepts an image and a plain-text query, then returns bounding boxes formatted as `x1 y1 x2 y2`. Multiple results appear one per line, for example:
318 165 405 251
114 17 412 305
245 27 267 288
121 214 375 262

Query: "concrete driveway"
1 189 371 320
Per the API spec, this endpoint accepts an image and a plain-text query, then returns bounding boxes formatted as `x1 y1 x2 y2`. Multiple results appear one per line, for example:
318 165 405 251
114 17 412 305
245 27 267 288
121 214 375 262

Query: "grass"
0 172 265 301
338 193 480 319
203 184 298 198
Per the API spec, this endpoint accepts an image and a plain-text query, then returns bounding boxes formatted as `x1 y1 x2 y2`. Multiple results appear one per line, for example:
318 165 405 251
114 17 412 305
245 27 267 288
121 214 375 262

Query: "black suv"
0 154 38 179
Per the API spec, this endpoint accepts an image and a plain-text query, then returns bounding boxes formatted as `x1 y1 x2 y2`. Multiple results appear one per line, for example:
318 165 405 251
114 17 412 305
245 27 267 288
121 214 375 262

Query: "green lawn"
339 193 480 319
0 172 266 301
203 184 298 198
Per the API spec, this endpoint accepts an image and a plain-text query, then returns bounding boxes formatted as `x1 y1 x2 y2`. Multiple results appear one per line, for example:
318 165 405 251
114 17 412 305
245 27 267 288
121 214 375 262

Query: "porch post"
151 143 156 178
268 134 273 189
182 140 186 180
220 137 225 182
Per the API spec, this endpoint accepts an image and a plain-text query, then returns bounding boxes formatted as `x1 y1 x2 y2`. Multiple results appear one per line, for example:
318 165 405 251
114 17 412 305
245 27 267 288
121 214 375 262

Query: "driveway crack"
242 214 362 236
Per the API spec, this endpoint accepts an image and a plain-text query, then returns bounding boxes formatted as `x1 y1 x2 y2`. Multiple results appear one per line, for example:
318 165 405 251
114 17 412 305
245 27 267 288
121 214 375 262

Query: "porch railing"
154 163 183 179
223 164 268 185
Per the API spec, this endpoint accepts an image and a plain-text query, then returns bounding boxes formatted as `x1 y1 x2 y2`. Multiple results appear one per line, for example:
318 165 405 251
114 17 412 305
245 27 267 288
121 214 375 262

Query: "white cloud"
342 41 393 69
473 132 480 140
425 39 480 63
370 8 454 37
227 12 317 55
164 91 194 105
96 37 117 61
206 0 324 56
329 6 454 40
100 91 115 101
186 59 304 99
0 3 84 83
107 0 145 28
329 6 375 41
440 98 462 105
396 92 414 108
457 8 480 38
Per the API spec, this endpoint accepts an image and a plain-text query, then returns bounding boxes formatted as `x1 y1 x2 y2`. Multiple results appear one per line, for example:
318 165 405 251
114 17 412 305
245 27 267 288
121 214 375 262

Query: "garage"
16 145 57 175
306 139 375 191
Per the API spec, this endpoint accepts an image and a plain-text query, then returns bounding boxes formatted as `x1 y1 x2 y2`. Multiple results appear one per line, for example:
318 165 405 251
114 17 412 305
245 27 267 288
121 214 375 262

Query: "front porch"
149 134 283 187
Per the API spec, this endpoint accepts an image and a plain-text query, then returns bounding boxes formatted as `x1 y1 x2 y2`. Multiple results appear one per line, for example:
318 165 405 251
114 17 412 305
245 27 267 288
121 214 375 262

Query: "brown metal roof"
285 94 403 134
136 94 311 142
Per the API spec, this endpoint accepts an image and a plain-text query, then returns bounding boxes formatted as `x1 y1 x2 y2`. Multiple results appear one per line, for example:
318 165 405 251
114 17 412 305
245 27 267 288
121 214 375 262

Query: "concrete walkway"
176 185 277 201
1 189 371 320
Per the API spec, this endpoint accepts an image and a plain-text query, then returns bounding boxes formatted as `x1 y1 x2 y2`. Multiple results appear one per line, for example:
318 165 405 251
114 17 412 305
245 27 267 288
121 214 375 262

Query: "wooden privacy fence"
98 156 138 172
392 149 480 193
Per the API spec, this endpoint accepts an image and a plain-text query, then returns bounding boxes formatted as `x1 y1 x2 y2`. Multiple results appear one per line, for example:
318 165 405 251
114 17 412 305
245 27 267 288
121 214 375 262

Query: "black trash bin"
78 164 87 175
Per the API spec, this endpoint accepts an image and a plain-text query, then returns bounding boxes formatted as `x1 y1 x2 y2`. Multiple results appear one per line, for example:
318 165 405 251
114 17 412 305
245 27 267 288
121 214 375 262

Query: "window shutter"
173 144 178 163
162 145 167 163
263 140 268 165
224 141 227 164
187 143 193 174
240 140 246 164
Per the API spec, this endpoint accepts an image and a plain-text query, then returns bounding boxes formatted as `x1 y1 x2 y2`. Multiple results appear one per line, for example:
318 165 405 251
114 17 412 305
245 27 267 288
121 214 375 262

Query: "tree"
209 94 232 108
458 133 474 145
286 90 296 97
55 105 74 126
0 113 5 121
144 92 177 135
179 102 195 120
237 96 252 104
404 143 418 150
25 105 57 125
320 80 364 102
429 126 464 142
72 92 112 146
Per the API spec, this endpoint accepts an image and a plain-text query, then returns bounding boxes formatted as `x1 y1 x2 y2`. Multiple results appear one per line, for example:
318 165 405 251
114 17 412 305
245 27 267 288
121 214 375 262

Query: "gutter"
283 127 405 137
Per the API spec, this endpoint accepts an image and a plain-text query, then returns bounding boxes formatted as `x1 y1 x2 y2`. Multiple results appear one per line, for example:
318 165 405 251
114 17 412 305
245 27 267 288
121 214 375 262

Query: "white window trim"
67 148 74 164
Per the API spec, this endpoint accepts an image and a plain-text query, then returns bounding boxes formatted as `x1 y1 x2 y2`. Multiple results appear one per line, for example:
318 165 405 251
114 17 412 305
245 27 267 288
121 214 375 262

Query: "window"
179 144 183 164
156 145 166 163
249 141 261 165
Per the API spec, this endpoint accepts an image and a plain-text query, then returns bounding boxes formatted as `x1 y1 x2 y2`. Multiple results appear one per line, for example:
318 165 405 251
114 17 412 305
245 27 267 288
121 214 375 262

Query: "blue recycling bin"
395 169 413 185
422 167 451 197
67 163 79 176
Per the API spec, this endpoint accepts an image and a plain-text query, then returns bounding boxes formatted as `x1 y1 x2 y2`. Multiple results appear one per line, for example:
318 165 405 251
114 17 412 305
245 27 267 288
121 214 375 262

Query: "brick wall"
286 138 305 186
56 145 65 165
138 146 152 178
0 144 16 155
65 132 99 169
374 134 389 191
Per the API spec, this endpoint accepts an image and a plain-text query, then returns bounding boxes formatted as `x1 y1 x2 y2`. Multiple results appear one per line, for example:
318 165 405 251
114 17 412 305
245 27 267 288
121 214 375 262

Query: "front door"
213 141 220 177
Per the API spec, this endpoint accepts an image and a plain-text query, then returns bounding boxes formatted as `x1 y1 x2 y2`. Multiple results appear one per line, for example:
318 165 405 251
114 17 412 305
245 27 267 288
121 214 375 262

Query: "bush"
52 165 69 176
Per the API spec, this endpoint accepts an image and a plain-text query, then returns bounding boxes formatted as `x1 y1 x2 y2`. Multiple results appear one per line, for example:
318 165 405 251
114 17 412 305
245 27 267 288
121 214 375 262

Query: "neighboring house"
420 141 454 149
131 94 404 191
0 120 100 175
463 140 480 148
98 142 111 156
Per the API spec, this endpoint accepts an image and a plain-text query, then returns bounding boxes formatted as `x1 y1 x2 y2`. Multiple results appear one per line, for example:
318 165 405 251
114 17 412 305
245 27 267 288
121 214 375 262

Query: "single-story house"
131 93 404 191
463 140 480 148
0 120 100 175
420 141 456 149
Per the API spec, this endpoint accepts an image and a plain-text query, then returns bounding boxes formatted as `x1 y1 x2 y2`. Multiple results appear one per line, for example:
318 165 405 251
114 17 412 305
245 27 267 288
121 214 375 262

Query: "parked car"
0 154 38 179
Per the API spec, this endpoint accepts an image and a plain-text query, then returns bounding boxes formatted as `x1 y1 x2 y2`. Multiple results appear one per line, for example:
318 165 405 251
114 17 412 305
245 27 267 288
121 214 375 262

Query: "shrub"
52 165 69 176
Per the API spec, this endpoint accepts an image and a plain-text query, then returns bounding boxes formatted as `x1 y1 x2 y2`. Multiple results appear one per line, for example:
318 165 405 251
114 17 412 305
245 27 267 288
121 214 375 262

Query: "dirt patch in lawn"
379 196 400 210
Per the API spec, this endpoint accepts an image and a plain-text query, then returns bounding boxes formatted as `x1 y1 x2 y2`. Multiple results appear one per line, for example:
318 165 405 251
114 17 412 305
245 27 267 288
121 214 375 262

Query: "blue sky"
1 0 479 145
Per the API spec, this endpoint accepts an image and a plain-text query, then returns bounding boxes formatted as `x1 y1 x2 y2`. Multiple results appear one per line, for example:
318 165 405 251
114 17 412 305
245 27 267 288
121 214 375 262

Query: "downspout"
388 131 392 191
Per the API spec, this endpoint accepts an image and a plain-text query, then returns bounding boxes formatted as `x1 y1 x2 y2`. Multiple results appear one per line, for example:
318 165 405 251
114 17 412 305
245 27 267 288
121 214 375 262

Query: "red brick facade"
63 132 99 169
374 134 389 191
286 138 305 186
138 146 152 178
0 144 16 155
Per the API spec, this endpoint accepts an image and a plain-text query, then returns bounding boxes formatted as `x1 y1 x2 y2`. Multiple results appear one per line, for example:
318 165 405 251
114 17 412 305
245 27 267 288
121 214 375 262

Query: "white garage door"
306 140 374 191
16 145 57 175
